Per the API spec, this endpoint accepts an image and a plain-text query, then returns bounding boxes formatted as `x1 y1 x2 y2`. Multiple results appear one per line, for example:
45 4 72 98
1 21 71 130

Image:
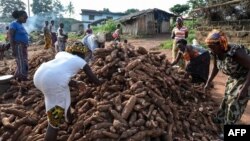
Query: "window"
89 15 95 20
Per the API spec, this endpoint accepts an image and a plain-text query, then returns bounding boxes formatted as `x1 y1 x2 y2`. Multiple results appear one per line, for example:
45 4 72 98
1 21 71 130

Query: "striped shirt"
172 26 188 41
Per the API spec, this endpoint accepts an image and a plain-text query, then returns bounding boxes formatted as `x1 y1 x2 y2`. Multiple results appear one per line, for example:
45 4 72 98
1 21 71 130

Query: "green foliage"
31 0 64 15
183 20 198 44
0 0 26 18
160 39 173 49
125 9 140 14
66 1 74 17
187 0 207 10
92 20 117 33
52 0 64 16
0 34 5 41
186 30 196 44
184 20 198 29
0 17 12 23
68 32 84 40
31 0 53 14
170 4 190 16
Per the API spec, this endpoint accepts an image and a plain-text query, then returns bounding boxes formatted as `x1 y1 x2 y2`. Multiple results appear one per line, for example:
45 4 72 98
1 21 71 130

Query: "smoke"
23 13 58 33
23 15 39 33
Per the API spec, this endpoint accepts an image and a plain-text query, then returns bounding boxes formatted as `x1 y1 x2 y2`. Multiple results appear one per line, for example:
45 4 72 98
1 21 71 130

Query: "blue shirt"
82 34 98 52
9 21 29 44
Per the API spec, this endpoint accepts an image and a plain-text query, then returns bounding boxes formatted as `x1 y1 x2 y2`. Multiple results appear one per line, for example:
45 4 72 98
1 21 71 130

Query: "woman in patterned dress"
205 29 250 127
43 21 52 49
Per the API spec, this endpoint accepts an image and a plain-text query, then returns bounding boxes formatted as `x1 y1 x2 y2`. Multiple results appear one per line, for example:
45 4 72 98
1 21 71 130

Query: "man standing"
56 23 67 52
49 20 57 48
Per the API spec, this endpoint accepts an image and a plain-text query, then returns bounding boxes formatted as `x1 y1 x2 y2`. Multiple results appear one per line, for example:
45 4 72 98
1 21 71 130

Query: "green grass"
186 29 196 44
0 34 5 41
160 39 173 49
68 32 83 40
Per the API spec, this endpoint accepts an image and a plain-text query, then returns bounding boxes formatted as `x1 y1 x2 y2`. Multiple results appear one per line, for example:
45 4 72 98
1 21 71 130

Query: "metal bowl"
0 75 14 84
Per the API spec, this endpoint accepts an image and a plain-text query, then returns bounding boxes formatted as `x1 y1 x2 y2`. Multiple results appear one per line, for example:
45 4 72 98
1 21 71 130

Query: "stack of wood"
0 46 220 141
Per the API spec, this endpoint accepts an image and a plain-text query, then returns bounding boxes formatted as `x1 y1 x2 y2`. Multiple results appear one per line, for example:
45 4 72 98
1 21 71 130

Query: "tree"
103 8 110 12
170 4 190 16
188 0 207 10
0 0 26 18
66 1 74 17
31 0 53 14
53 0 64 16
125 9 139 14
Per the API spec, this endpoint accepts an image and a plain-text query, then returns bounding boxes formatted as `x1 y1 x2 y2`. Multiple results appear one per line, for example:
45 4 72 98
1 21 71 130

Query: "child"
112 24 122 42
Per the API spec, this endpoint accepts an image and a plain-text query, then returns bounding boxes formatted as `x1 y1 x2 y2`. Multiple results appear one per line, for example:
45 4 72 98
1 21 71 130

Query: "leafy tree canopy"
125 9 140 14
31 0 52 14
170 4 190 16
0 0 26 18
53 0 64 15
188 0 207 10
31 0 64 15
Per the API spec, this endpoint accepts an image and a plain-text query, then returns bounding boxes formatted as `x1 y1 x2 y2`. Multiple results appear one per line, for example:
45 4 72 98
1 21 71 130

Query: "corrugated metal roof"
118 8 175 23
80 9 126 16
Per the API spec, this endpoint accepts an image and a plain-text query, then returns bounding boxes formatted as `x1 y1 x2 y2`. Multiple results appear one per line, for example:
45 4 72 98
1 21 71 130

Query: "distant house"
80 9 126 29
118 8 175 35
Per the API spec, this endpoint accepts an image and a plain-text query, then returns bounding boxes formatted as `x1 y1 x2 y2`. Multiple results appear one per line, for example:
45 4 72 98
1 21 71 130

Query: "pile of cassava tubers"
0 45 220 141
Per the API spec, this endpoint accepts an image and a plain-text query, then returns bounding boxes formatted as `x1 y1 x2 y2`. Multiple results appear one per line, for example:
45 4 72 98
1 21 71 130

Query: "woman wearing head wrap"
9 10 29 82
205 29 250 137
33 41 103 141
171 17 188 69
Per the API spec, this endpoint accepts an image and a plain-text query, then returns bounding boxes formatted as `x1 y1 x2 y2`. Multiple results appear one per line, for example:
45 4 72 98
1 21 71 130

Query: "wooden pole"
27 0 30 17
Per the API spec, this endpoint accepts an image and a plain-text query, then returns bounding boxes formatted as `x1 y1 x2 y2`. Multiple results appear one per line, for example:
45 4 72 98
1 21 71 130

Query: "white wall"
81 13 123 29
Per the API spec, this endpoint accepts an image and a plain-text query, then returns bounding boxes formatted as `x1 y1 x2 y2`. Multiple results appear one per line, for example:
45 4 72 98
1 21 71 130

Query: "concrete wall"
71 23 84 32
81 14 122 30
196 20 250 48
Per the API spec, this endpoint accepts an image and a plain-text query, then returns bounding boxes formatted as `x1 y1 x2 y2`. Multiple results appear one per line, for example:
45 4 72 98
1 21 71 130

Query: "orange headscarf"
205 29 228 51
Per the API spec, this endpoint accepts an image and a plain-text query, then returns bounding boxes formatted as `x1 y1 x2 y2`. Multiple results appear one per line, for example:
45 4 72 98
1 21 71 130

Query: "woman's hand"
77 81 86 92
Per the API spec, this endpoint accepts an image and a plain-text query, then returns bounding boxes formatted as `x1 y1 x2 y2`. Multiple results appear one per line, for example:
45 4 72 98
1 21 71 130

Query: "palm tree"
67 1 74 17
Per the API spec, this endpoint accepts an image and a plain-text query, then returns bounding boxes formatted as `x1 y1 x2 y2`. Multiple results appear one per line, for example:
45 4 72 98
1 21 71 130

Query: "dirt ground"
128 33 250 124
1 33 249 124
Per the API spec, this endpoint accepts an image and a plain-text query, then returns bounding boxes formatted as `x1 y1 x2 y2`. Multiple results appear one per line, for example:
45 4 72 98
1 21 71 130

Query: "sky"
22 0 189 20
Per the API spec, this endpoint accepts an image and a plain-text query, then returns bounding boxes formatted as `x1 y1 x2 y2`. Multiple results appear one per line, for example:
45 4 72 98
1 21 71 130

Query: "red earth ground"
1 33 249 124
127 33 250 124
